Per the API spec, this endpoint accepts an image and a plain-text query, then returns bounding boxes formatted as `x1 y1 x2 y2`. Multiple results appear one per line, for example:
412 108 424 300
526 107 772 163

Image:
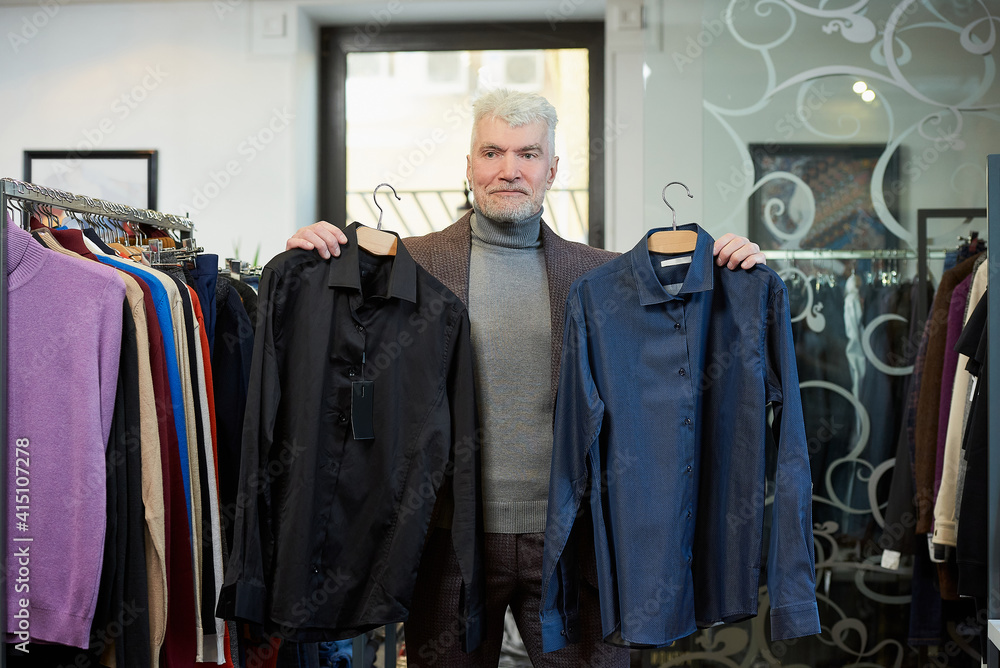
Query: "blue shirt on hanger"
97 254 194 525
541 224 820 651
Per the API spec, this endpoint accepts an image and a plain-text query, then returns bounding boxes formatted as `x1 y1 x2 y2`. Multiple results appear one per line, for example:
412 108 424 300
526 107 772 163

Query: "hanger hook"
661 181 693 231
373 182 402 231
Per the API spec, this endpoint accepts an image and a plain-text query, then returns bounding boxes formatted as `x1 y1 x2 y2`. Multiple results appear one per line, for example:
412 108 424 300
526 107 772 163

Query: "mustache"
486 185 530 195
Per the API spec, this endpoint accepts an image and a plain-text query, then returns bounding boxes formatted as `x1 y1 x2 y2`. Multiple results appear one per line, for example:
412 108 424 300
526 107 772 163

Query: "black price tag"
352 380 375 440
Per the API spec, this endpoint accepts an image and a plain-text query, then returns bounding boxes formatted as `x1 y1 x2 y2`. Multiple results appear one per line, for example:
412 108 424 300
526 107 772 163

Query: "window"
320 22 606 247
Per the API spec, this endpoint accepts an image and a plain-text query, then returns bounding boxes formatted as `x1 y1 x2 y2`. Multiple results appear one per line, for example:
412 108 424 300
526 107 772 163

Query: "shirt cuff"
932 521 958 547
880 549 901 570
540 611 580 652
928 534 947 563
770 601 821 640
215 580 267 624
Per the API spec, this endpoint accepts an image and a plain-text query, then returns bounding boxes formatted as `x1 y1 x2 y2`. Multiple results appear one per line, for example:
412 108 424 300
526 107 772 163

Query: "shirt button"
686 465 692 473
348 367 358 377
356 324 365 333
678 368 686 376
687 511 692 519
683 417 692 426
338 413 348 424
674 322 681 330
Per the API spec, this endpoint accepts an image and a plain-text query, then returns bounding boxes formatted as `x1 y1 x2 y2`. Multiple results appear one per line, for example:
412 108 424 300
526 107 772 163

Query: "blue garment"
943 249 958 272
318 639 353 667
96 255 193 524
189 254 219 358
541 224 820 651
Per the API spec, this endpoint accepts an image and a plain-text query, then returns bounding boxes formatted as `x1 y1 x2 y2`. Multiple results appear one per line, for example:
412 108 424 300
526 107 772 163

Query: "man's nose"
498 154 520 180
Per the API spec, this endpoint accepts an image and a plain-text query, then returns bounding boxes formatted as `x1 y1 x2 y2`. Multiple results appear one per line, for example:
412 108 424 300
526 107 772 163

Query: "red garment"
129 275 198 668
188 290 221 484
191 292 221 495
49 227 100 261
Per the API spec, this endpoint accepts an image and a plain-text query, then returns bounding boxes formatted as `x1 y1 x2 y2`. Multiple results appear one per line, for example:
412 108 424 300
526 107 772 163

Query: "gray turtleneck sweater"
469 205 553 534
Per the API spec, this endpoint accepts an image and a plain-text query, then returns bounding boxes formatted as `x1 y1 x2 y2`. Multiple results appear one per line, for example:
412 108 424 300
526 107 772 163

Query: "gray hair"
471 88 558 157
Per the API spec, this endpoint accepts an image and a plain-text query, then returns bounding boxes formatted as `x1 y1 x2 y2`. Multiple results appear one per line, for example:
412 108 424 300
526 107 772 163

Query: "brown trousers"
405 529 630 667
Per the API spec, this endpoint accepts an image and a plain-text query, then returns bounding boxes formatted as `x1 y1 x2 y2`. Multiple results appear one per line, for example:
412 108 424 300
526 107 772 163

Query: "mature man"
287 89 765 667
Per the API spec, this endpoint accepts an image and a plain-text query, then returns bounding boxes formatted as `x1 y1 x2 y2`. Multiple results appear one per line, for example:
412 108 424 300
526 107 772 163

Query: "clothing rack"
0 177 195 668
916 208 986 325
762 248 951 260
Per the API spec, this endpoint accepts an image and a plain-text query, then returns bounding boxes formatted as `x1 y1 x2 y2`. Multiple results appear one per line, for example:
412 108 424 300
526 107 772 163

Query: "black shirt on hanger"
955 291 987 601
217 223 484 650
213 277 255 548
229 276 258 325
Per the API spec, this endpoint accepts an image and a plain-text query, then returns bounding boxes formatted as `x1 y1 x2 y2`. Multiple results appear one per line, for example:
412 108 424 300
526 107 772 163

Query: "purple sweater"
933 274 973 501
5 221 125 648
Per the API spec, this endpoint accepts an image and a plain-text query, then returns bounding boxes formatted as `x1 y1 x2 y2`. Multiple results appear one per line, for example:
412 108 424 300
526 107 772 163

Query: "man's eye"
523 153 537 159
484 151 497 158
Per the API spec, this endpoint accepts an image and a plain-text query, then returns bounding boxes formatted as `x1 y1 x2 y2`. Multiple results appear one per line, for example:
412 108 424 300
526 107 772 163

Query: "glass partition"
642 2 1000 665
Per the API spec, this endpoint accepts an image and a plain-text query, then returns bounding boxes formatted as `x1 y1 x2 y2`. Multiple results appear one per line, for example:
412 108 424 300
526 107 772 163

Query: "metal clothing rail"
916 208 987 324
762 248 951 260
1 177 194 234
0 177 195 668
764 208 987 334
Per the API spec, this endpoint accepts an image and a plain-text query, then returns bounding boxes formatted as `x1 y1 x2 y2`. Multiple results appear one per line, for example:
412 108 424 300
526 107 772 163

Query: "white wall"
0 0 632 263
0 0 309 262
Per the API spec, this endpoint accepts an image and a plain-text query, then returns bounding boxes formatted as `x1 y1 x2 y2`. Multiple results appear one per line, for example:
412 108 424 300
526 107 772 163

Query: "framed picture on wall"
747 143 901 251
24 149 158 210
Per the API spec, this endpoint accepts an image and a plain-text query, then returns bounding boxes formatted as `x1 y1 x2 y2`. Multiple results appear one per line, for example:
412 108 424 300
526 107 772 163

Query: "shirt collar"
6 219 49 290
629 223 714 305
326 221 417 303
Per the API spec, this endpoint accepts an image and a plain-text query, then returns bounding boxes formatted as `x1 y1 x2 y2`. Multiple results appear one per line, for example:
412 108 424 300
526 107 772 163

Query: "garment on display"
217 221 485 650
540 224 821 651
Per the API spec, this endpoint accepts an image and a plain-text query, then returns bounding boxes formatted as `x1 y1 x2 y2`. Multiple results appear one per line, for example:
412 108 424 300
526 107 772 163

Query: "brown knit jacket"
402 210 618 402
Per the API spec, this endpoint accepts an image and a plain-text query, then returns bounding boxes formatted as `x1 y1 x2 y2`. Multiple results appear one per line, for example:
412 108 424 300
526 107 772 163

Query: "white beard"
475 194 541 223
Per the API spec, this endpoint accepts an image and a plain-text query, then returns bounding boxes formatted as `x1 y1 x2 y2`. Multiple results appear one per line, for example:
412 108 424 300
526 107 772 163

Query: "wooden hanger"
648 181 697 254
356 182 401 256
33 227 67 252
109 242 135 258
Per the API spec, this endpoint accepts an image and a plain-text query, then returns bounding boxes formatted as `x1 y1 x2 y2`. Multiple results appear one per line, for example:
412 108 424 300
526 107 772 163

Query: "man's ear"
466 155 473 185
546 156 560 189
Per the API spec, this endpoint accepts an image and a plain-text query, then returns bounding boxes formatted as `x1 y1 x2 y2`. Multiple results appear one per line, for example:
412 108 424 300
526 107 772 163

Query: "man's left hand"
713 233 765 270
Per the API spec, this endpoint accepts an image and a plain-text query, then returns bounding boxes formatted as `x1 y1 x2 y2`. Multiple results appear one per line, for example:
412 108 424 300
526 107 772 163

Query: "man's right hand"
285 221 349 259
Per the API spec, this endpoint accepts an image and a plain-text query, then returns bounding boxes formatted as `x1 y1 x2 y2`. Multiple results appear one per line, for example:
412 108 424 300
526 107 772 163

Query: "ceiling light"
853 81 868 94
861 89 876 102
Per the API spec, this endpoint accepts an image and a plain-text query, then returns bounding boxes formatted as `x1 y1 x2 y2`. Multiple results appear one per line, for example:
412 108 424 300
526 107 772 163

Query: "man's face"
467 117 559 223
